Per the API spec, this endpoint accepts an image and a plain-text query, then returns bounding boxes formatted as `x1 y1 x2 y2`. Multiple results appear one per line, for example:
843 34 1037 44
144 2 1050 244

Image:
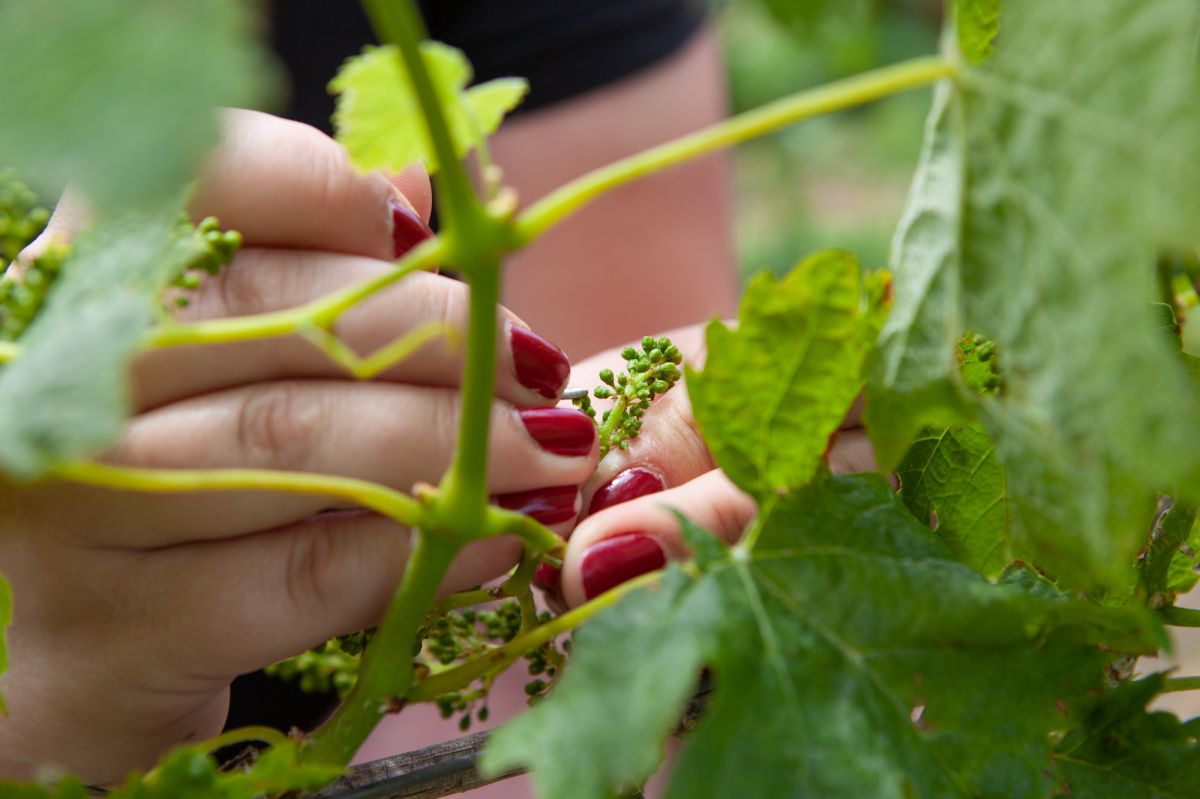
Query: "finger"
143 514 523 677
132 256 571 410
39 383 596 547
190 110 431 260
559 470 756 608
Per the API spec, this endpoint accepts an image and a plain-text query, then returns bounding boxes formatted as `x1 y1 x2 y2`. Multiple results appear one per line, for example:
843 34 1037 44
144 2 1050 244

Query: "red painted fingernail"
587 467 665 515
494 485 580 526
533 562 561 592
519 408 596 457
510 325 570 398
390 197 433 258
581 532 666 600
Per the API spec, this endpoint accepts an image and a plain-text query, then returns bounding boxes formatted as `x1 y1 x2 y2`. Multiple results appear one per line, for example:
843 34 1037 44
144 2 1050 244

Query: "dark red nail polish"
581 532 666 600
390 197 433 258
494 485 579 526
587 468 665 515
510 325 570 398
533 562 561 592
519 408 596 457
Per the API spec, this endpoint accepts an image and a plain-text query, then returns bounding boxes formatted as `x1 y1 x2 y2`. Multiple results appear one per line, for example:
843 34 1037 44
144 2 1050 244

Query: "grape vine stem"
514 56 956 245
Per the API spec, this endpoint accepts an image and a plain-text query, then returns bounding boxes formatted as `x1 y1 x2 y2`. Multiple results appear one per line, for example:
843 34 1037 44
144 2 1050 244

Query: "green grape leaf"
688 251 888 502
897 423 1010 576
1054 673 1200 797
490 475 1162 799
867 81 974 470
330 42 528 175
482 567 725 799
955 0 1002 64
870 0 1200 588
0 215 189 479
1166 513 1200 596
0 0 274 211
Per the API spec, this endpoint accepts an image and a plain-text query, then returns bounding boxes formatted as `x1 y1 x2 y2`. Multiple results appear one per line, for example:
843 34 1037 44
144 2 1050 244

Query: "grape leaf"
955 0 1001 65
897 423 1010 576
489 474 1162 799
870 0 1200 588
1054 673 1200 797
482 567 725 799
330 42 528 175
0 215 188 479
1166 512 1200 596
688 250 888 502
867 81 974 469
0 0 274 211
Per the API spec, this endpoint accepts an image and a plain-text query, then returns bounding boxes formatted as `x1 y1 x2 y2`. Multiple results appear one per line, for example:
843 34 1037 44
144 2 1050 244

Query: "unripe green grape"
621 346 638 360
599 368 615 385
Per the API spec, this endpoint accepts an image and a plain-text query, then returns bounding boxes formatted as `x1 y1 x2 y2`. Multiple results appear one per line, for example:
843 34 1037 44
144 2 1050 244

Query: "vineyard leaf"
1055 673 1200 797
1167 512 1200 596
666 475 1161 799
688 250 888 502
494 474 1161 799
482 567 725 799
955 0 1001 64
0 0 274 211
867 81 973 469
330 42 528 175
873 0 1200 588
897 423 1010 576
0 216 186 479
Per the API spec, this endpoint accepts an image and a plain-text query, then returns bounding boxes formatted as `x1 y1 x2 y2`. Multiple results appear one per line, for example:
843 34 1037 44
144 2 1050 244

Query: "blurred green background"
714 0 942 280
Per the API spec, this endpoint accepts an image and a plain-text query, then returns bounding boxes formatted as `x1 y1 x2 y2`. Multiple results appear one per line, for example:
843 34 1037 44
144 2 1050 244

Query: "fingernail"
533 562 561 592
390 197 433 258
581 532 666 600
494 485 580 526
519 408 596 457
510 324 570 398
587 467 665 515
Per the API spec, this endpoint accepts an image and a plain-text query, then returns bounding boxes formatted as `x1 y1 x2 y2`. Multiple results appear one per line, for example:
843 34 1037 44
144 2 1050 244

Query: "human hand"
542 324 882 608
0 110 596 782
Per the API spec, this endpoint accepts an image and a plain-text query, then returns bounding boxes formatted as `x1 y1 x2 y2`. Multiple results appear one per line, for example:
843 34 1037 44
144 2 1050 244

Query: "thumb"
559 469 755 608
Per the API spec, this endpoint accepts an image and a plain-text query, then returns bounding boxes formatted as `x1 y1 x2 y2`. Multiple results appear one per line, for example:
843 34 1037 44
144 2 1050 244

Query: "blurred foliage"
715 1 942 280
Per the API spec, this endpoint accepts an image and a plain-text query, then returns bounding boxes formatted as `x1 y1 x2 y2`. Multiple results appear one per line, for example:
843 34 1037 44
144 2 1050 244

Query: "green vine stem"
407 569 663 703
52 461 425 528
304 532 461 765
145 237 444 350
1163 676 1200 693
1159 606 1200 627
514 56 955 245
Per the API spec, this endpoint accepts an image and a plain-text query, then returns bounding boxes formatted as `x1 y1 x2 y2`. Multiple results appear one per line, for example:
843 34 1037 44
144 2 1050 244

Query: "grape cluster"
572 335 683 457
958 333 1002 395
0 169 50 264
0 244 68 342
264 637 362 698
167 215 242 307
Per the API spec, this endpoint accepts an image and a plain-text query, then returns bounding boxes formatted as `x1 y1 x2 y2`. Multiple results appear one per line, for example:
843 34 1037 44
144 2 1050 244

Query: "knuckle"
235 383 325 469
282 525 336 617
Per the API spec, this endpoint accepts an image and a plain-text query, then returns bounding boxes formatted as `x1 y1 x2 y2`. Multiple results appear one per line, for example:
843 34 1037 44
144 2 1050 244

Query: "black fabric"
226 0 701 737
267 0 702 133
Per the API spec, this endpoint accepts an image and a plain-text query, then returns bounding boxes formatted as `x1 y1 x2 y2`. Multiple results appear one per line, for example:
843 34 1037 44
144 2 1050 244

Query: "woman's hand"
548 325 883 608
0 110 596 783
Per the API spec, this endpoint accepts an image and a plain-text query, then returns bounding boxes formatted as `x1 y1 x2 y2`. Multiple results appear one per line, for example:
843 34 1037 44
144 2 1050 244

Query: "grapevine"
0 0 1199 798
571 335 683 457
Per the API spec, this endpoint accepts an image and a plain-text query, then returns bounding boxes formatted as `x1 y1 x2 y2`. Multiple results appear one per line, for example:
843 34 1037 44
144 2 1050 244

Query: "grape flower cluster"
573 335 683 457
168 215 243 307
0 169 50 264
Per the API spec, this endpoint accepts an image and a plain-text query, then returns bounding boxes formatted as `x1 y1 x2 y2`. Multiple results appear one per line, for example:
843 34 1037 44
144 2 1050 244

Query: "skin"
0 110 597 784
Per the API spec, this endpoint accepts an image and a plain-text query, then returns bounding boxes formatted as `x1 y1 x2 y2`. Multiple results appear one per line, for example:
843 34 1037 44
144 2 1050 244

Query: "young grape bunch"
572 335 683 457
